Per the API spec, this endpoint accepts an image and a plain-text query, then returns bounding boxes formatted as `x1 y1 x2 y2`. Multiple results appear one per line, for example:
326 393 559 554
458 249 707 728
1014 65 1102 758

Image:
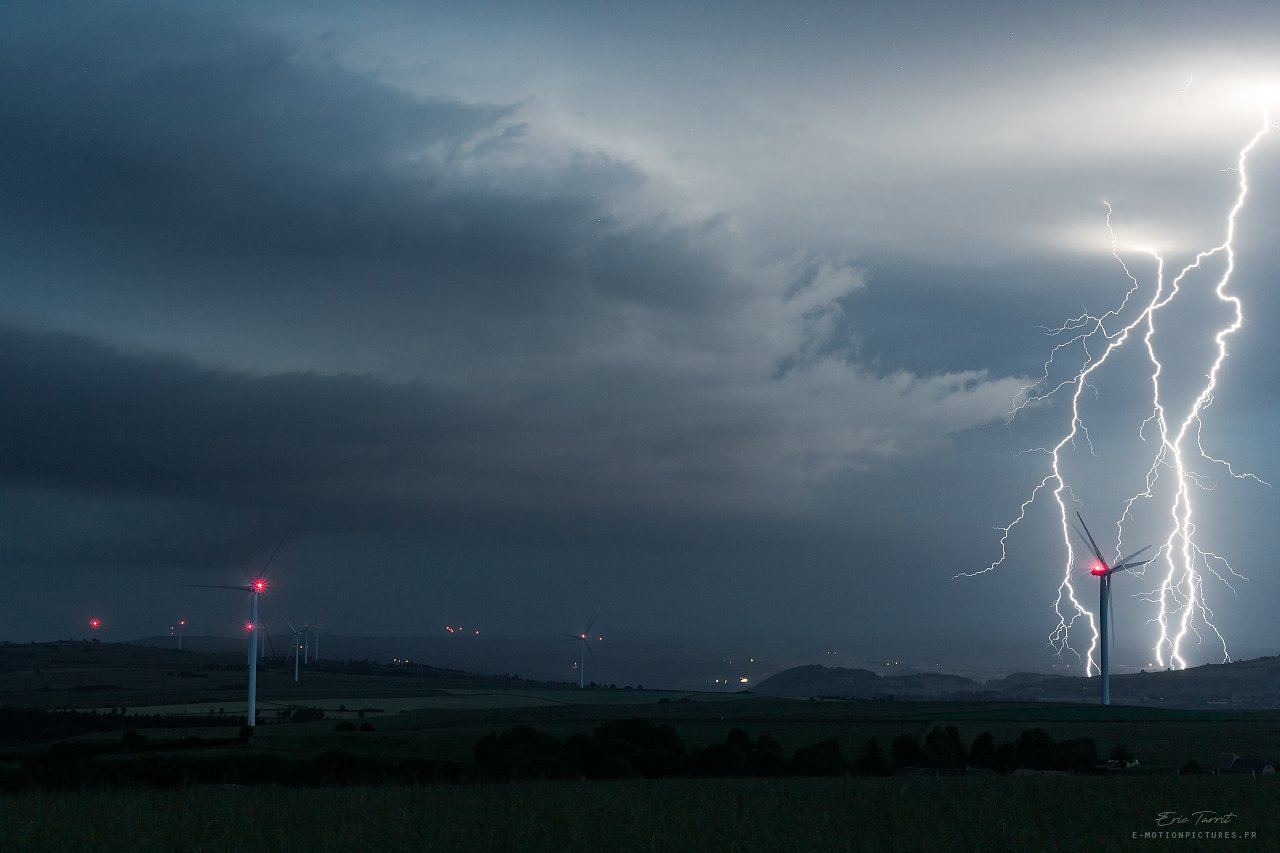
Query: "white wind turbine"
283 617 310 682
565 615 601 689
304 620 320 663
186 577 269 724
1072 512 1153 706
184 534 289 726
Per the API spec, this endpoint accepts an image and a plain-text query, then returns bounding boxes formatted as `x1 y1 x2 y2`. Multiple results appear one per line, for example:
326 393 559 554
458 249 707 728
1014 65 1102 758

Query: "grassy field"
47 693 1280 771
6 642 1280 849
2 776 1277 852
229 696 1280 769
8 640 1280 772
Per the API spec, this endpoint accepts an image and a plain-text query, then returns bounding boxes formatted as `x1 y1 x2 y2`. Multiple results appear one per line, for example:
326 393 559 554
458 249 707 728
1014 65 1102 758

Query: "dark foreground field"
5 643 1280 850
3 776 1277 852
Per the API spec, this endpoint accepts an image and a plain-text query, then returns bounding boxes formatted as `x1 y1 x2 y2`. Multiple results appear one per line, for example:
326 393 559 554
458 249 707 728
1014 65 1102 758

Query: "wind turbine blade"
1070 523 1096 559
1114 544 1152 567
1075 513 1108 565
259 529 291 576
1112 557 1153 574
586 638 598 668
583 613 598 635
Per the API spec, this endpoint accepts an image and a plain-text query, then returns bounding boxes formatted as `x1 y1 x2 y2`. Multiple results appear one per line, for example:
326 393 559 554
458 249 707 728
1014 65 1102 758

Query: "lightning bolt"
962 102 1276 675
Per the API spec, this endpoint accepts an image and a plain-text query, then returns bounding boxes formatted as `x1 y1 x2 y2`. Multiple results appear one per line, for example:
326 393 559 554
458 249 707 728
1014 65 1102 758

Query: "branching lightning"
961 101 1277 674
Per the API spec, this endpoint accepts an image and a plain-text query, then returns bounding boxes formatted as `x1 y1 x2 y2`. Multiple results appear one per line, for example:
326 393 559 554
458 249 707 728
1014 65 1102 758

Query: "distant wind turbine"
284 617 309 683
565 615 601 689
305 621 320 663
1072 513 1153 706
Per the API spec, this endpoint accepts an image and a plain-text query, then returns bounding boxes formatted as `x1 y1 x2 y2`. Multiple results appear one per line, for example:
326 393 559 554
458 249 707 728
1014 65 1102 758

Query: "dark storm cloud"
0 325 489 503
0 8 606 304
0 2 763 395
0 5 1021 525
15 1 1276 666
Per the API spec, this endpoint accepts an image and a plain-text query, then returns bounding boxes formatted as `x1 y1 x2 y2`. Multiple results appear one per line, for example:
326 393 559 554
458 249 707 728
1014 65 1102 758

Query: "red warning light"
245 622 255 632
89 618 100 629
1090 564 1107 576
252 579 267 592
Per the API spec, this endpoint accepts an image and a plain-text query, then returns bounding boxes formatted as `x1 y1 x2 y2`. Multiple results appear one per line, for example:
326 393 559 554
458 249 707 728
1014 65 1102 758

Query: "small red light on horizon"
89 619 100 628
245 622 254 631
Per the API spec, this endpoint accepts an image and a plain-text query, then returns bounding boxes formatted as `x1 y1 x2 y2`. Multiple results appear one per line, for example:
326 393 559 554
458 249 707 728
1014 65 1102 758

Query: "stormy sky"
4 1 1280 673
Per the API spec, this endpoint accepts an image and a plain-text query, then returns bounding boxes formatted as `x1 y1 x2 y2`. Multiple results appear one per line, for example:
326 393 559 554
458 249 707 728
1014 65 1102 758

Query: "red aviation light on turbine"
245 622 255 632
252 579 267 593
89 618 100 629
1090 563 1108 576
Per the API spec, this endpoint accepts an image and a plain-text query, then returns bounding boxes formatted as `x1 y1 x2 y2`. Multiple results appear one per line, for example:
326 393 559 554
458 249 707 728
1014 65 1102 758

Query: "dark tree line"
475 720 842 781
0 714 1126 792
0 706 244 744
889 725 1102 773
2 746 466 791
475 721 1108 780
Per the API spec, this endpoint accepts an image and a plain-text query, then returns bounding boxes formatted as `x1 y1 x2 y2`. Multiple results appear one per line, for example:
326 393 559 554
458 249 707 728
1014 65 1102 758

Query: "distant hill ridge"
753 664 980 699
752 657 1280 709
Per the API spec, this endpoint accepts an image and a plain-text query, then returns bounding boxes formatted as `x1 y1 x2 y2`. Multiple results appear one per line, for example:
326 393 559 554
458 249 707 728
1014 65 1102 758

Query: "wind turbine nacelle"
1091 565 1109 576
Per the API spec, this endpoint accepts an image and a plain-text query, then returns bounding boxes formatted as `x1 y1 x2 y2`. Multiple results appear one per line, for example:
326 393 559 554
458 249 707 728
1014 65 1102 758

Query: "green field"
202 696 1280 770
10 639 1280 771
6 642 1280 850
48 692 1280 772
2 776 1277 852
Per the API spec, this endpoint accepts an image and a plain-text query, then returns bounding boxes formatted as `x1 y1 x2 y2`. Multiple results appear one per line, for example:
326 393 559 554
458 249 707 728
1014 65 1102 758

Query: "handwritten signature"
1156 811 1238 827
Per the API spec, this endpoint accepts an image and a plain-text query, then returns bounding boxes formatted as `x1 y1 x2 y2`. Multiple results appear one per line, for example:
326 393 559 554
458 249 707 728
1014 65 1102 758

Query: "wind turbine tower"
303 623 320 663
284 618 310 683
247 580 262 722
567 615 601 689
183 532 287 726
187 578 269 725
1073 513 1152 706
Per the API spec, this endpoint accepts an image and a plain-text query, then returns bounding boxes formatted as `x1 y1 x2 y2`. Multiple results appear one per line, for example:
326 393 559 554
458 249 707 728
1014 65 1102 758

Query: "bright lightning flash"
962 102 1276 674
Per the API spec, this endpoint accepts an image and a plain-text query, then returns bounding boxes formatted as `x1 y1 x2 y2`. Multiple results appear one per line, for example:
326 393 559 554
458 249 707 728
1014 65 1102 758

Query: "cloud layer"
3 3 1279 664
